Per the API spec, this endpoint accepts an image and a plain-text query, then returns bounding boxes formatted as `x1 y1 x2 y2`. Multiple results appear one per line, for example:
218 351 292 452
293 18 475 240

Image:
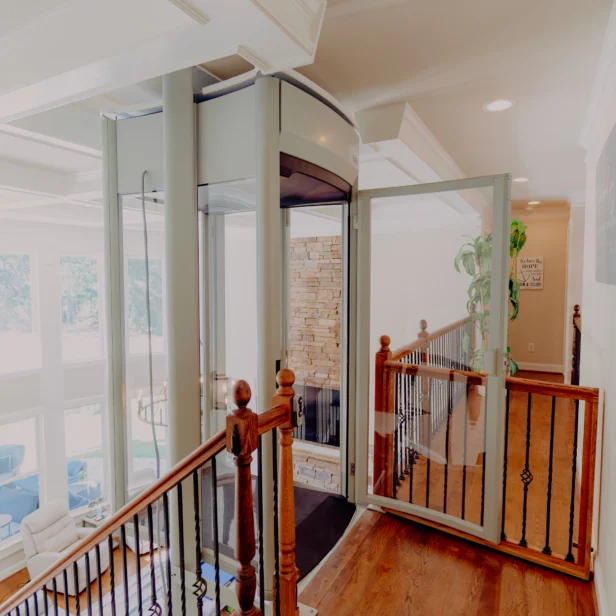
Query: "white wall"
579 6 616 611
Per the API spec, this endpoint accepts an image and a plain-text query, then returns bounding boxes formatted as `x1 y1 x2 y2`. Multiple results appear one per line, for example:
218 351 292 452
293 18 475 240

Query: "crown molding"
250 0 327 59
167 0 209 25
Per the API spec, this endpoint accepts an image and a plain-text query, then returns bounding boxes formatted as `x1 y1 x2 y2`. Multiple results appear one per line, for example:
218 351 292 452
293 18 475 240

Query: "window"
127 257 164 354
61 256 101 361
64 405 105 510
0 418 39 542
0 254 40 373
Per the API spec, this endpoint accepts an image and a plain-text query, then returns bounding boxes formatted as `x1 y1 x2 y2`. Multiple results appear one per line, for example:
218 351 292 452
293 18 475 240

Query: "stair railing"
375 328 599 580
374 317 472 499
0 370 300 616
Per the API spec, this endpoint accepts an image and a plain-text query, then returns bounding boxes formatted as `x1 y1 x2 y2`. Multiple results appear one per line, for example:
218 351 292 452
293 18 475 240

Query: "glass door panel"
359 176 510 542
120 193 168 500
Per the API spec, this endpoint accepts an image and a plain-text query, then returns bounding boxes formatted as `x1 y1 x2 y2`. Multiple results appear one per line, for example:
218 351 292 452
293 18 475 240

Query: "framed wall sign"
518 256 544 289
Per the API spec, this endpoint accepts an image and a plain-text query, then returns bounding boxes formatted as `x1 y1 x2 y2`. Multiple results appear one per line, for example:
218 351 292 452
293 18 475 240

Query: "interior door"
355 174 511 543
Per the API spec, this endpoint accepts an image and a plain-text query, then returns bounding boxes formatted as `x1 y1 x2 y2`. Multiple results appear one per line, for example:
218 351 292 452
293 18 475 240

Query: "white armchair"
20 500 110 596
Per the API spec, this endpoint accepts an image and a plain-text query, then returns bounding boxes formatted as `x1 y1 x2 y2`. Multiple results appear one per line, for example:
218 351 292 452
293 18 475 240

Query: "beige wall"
508 202 570 372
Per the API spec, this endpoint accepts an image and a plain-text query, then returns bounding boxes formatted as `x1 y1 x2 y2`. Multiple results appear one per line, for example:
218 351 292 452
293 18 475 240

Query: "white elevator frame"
353 174 511 544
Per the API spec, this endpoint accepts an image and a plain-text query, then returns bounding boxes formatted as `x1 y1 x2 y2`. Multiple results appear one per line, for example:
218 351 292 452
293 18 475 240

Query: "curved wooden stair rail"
0 370 300 616
375 329 599 580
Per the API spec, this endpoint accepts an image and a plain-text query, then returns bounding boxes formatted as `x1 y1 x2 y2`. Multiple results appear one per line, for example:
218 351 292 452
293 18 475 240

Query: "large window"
0 417 39 542
0 254 40 374
64 405 105 510
61 256 101 361
127 257 164 354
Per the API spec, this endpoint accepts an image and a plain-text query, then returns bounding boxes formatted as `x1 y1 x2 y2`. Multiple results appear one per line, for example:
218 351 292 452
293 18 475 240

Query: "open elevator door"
355 174 511 543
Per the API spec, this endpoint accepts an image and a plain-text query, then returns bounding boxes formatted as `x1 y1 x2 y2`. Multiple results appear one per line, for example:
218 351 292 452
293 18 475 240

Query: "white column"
102 117 127 511
255 75 281 600
163 69 201 570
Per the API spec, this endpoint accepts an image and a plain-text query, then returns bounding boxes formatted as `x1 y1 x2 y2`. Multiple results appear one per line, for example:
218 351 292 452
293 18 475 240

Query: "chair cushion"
45 525 79 553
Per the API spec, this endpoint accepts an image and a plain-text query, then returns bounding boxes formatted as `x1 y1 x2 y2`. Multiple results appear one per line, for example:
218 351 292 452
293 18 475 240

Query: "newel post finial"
574 304 581 318
379 335 391 352
234 380 252 409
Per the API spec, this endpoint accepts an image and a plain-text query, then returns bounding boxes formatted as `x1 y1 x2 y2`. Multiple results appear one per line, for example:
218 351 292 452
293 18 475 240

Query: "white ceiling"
300 0 612 202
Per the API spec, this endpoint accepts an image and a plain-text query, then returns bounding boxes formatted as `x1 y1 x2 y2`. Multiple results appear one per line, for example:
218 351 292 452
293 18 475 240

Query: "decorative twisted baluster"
192 471 207 611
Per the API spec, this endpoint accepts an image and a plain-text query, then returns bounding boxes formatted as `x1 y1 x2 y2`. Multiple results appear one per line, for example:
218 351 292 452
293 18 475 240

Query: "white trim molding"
595 558 608 615
516 362 564 374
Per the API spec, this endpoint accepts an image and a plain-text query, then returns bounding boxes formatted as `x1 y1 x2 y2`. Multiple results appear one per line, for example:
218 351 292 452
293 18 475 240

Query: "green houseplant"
454 219 527 375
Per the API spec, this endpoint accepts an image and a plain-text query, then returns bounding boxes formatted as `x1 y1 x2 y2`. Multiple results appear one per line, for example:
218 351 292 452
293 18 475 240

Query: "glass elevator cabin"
104 71 360 599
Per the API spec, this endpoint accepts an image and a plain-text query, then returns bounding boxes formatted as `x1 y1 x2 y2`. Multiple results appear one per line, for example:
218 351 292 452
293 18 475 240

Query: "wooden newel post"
272 368 299 616
374 335 394 498
226 381 261 616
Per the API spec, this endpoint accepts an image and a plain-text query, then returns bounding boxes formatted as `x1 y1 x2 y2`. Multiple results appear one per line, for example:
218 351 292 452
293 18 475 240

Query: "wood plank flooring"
299 509 596 616
0 545 150 614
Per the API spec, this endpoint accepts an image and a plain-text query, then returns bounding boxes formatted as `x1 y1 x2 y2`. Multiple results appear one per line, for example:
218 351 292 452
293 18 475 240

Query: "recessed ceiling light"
513 177 529 183
483 99 515 112
528 201 540 205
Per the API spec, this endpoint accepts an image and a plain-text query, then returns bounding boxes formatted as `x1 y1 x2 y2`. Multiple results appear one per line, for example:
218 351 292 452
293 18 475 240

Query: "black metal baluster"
426 377 431 509
25 595 31 616
133 515 143 616
73 562 80 615
42 588 48 616
84 552 92 616
163 492 173 615
34 590 39 616
542 396 557 555
519 392 534 548
393 423 398 498
272 429 281 616
461 383 470 520
108 535 116 616
443 379 452 515
62 571 69 614
480 396 487 527
409 376 415 504
95 544 103 615
257 436 265 613
52 577 58 616
501 390 511 541
121 525 129 615
147 504 161 614
566 399 581 562
192 471 207 613
177 482 187 616
210 458 221 615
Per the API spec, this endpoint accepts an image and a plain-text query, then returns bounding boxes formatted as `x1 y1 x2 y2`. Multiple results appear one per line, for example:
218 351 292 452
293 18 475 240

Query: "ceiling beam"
0 159 73 197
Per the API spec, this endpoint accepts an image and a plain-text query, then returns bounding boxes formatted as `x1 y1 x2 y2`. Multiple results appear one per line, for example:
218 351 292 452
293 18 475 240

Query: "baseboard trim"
516 362 564 374
0 558 25 581
594 558 609 615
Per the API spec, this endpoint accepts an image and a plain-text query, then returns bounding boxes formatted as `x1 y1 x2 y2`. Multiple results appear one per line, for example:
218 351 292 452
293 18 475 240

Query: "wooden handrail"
375 330 599 580
391 316 471 361
1 372 297 616
0 429 228 614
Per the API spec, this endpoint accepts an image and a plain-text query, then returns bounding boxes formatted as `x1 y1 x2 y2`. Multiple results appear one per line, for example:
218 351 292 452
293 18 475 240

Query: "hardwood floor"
0 545 151 614
394 370 581 560
299 509 596 616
